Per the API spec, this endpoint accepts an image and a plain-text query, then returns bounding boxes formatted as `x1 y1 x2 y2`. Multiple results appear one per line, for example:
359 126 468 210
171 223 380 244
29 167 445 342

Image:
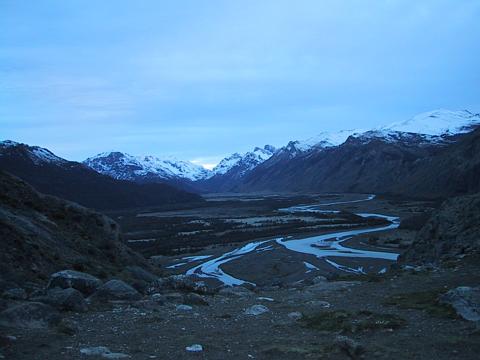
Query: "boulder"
34 288 88 312
439 286 480 321
125 266 158 283
90 280 142 301
0 302 61 329
48 270 102 295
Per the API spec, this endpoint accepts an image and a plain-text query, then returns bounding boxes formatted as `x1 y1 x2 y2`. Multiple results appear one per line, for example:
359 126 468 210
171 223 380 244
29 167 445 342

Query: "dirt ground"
2 255 479 360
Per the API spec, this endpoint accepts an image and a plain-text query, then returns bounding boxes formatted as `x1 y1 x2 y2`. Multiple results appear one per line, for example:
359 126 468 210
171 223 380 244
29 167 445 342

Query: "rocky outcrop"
400 192 480 264
439 286 480 322
0 302 61 329
0 171 152 288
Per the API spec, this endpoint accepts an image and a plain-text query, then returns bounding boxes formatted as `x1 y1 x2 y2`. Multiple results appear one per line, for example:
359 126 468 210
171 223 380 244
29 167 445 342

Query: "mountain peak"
84 152 212 181
381 109 480 136
212 145 276 176
0 140 67 165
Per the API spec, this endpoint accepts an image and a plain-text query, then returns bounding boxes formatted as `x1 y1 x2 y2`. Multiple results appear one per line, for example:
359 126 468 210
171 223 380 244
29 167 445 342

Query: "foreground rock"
245 304 269 316
0 302 60 329
439 286 480 322
33 288 88 312
48 270 102 296
89 280 142 302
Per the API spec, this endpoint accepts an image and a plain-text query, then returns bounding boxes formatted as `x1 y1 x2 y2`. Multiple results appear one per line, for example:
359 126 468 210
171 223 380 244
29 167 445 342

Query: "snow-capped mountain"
0 141 201 209
279 130 361 158
380 109 480 136
212 145 276 177
274 109 480 158
233 109 480 194
0 140 67 165
84 151 212 182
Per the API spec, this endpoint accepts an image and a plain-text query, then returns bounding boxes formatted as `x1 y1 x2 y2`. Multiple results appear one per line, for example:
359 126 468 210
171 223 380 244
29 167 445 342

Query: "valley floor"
3 193 478 359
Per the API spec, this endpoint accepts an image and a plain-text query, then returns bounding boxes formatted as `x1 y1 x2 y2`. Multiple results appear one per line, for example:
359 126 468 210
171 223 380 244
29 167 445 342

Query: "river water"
185 194 400 286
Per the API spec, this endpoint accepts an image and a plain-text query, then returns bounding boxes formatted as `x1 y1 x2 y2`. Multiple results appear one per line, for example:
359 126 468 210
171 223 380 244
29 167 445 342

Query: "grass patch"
383 289 457 318
332 273 385 282
301 310 406 333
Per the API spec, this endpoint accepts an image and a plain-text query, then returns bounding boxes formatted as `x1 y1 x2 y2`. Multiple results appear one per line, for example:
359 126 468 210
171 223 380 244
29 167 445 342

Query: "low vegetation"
383 289 458 318
301 310 406 333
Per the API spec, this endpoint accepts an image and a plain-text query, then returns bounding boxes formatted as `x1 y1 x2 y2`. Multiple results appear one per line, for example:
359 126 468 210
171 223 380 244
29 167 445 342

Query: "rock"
1 288 27 300
439 286 480 321
401 193 480 264
48 270 102 295
219 286 254 298
125 266 158 283
176 304 193 312
245 304 269 316
334 335 365 359
185 344 203 352
123 266 159 294
34 288 88 312
90 280 142 301
183 293 209 306
287 311 303 321
0 302 61 329
80 346 130 358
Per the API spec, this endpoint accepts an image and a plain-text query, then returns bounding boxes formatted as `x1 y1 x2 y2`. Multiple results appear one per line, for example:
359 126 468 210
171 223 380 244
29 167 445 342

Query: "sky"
1 0 479 168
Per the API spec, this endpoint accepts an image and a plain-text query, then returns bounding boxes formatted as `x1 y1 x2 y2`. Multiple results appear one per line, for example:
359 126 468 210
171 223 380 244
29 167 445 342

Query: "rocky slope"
391 127 480 198
0 141 203 210
400 192 480 264
0 171 150 288
236 123 480 199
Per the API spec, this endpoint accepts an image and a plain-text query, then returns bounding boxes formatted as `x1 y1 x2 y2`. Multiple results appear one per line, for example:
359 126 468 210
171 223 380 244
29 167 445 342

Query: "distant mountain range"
83 144 277 192
0 141 202 210
81 109 480 195
2 109 479 203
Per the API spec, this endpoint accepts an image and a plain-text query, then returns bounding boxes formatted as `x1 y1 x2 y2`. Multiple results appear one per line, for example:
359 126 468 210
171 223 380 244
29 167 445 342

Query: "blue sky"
1 0 479 168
